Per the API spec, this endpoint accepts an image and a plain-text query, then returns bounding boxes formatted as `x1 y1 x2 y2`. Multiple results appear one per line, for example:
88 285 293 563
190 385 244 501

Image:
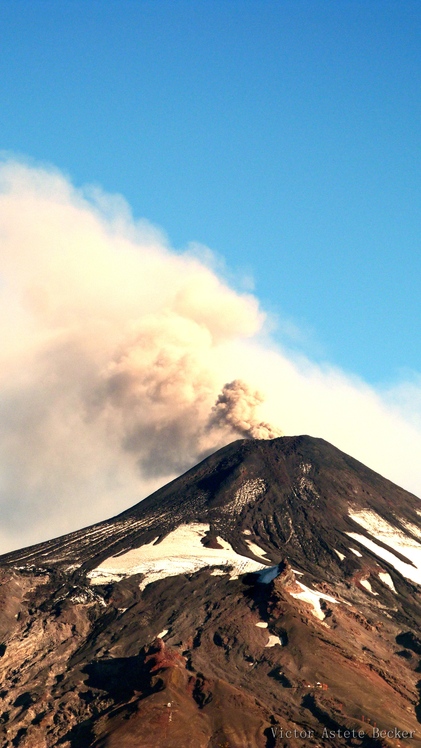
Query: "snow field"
289 581 340 621
347 508 421 585
87 523 268 589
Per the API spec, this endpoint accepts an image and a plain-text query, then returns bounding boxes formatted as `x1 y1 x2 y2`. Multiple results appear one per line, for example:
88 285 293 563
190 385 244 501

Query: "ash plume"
210 380 282 439
0 160 278 549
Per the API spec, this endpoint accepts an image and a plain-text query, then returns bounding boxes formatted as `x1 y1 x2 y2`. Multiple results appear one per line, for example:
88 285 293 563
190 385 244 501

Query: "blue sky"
0 0 420 384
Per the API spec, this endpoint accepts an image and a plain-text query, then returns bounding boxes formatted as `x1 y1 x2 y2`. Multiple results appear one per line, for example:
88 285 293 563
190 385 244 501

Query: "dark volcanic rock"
1 436 421 747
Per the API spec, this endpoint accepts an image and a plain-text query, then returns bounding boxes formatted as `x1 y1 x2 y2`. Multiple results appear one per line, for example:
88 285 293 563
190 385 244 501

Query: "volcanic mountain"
1 435 421 748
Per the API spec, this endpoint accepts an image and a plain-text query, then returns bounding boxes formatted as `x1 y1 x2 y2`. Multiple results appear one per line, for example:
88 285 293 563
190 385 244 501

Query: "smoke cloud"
1 159 421 552
210 380 282 439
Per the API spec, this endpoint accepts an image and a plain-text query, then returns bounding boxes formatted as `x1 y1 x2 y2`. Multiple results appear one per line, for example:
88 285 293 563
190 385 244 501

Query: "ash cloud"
1 159 421 552
209 380 283 439
0 160 279 549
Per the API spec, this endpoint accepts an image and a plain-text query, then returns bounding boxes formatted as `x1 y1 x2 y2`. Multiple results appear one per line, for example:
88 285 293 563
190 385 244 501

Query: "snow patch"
360 578 378 595
290 582 339 621
378 571 396 592
350 509 421 559
228 478 266 513
265 634 282 647
70 594 89 604
245 539 270 561
255 621 268 628
297 462 319 498
350 548 362 557
347 508 421 585
347 532 421 586
157 629 168 639
401 520 421 541
70 591 106 607
87 523 267 589
334 549 346 561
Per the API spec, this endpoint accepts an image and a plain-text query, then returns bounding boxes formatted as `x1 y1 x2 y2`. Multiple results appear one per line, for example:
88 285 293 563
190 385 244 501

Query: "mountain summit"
1 436 421 747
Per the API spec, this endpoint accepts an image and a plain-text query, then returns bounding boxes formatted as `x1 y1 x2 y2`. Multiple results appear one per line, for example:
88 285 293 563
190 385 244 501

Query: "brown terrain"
0 435 421 747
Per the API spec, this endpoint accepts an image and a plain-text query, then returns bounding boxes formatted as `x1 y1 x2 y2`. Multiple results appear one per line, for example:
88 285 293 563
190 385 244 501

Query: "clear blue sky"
1 0 420 384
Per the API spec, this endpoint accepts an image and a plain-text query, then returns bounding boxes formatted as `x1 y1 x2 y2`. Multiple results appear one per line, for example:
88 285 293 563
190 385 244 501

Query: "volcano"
1 435 421 748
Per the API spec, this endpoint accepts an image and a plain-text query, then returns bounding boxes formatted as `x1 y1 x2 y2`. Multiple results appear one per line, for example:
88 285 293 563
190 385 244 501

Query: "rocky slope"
1 435 421 747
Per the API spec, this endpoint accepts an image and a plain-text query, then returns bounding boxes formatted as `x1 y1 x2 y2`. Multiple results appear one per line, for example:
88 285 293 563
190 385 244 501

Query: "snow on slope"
87 523 268 589
258 565 341 621
378 571 396 591
244 539 271 561
360 577 378 595
289 581 339 620
265 635 282 647
347 509 421 585
229 479 266 512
